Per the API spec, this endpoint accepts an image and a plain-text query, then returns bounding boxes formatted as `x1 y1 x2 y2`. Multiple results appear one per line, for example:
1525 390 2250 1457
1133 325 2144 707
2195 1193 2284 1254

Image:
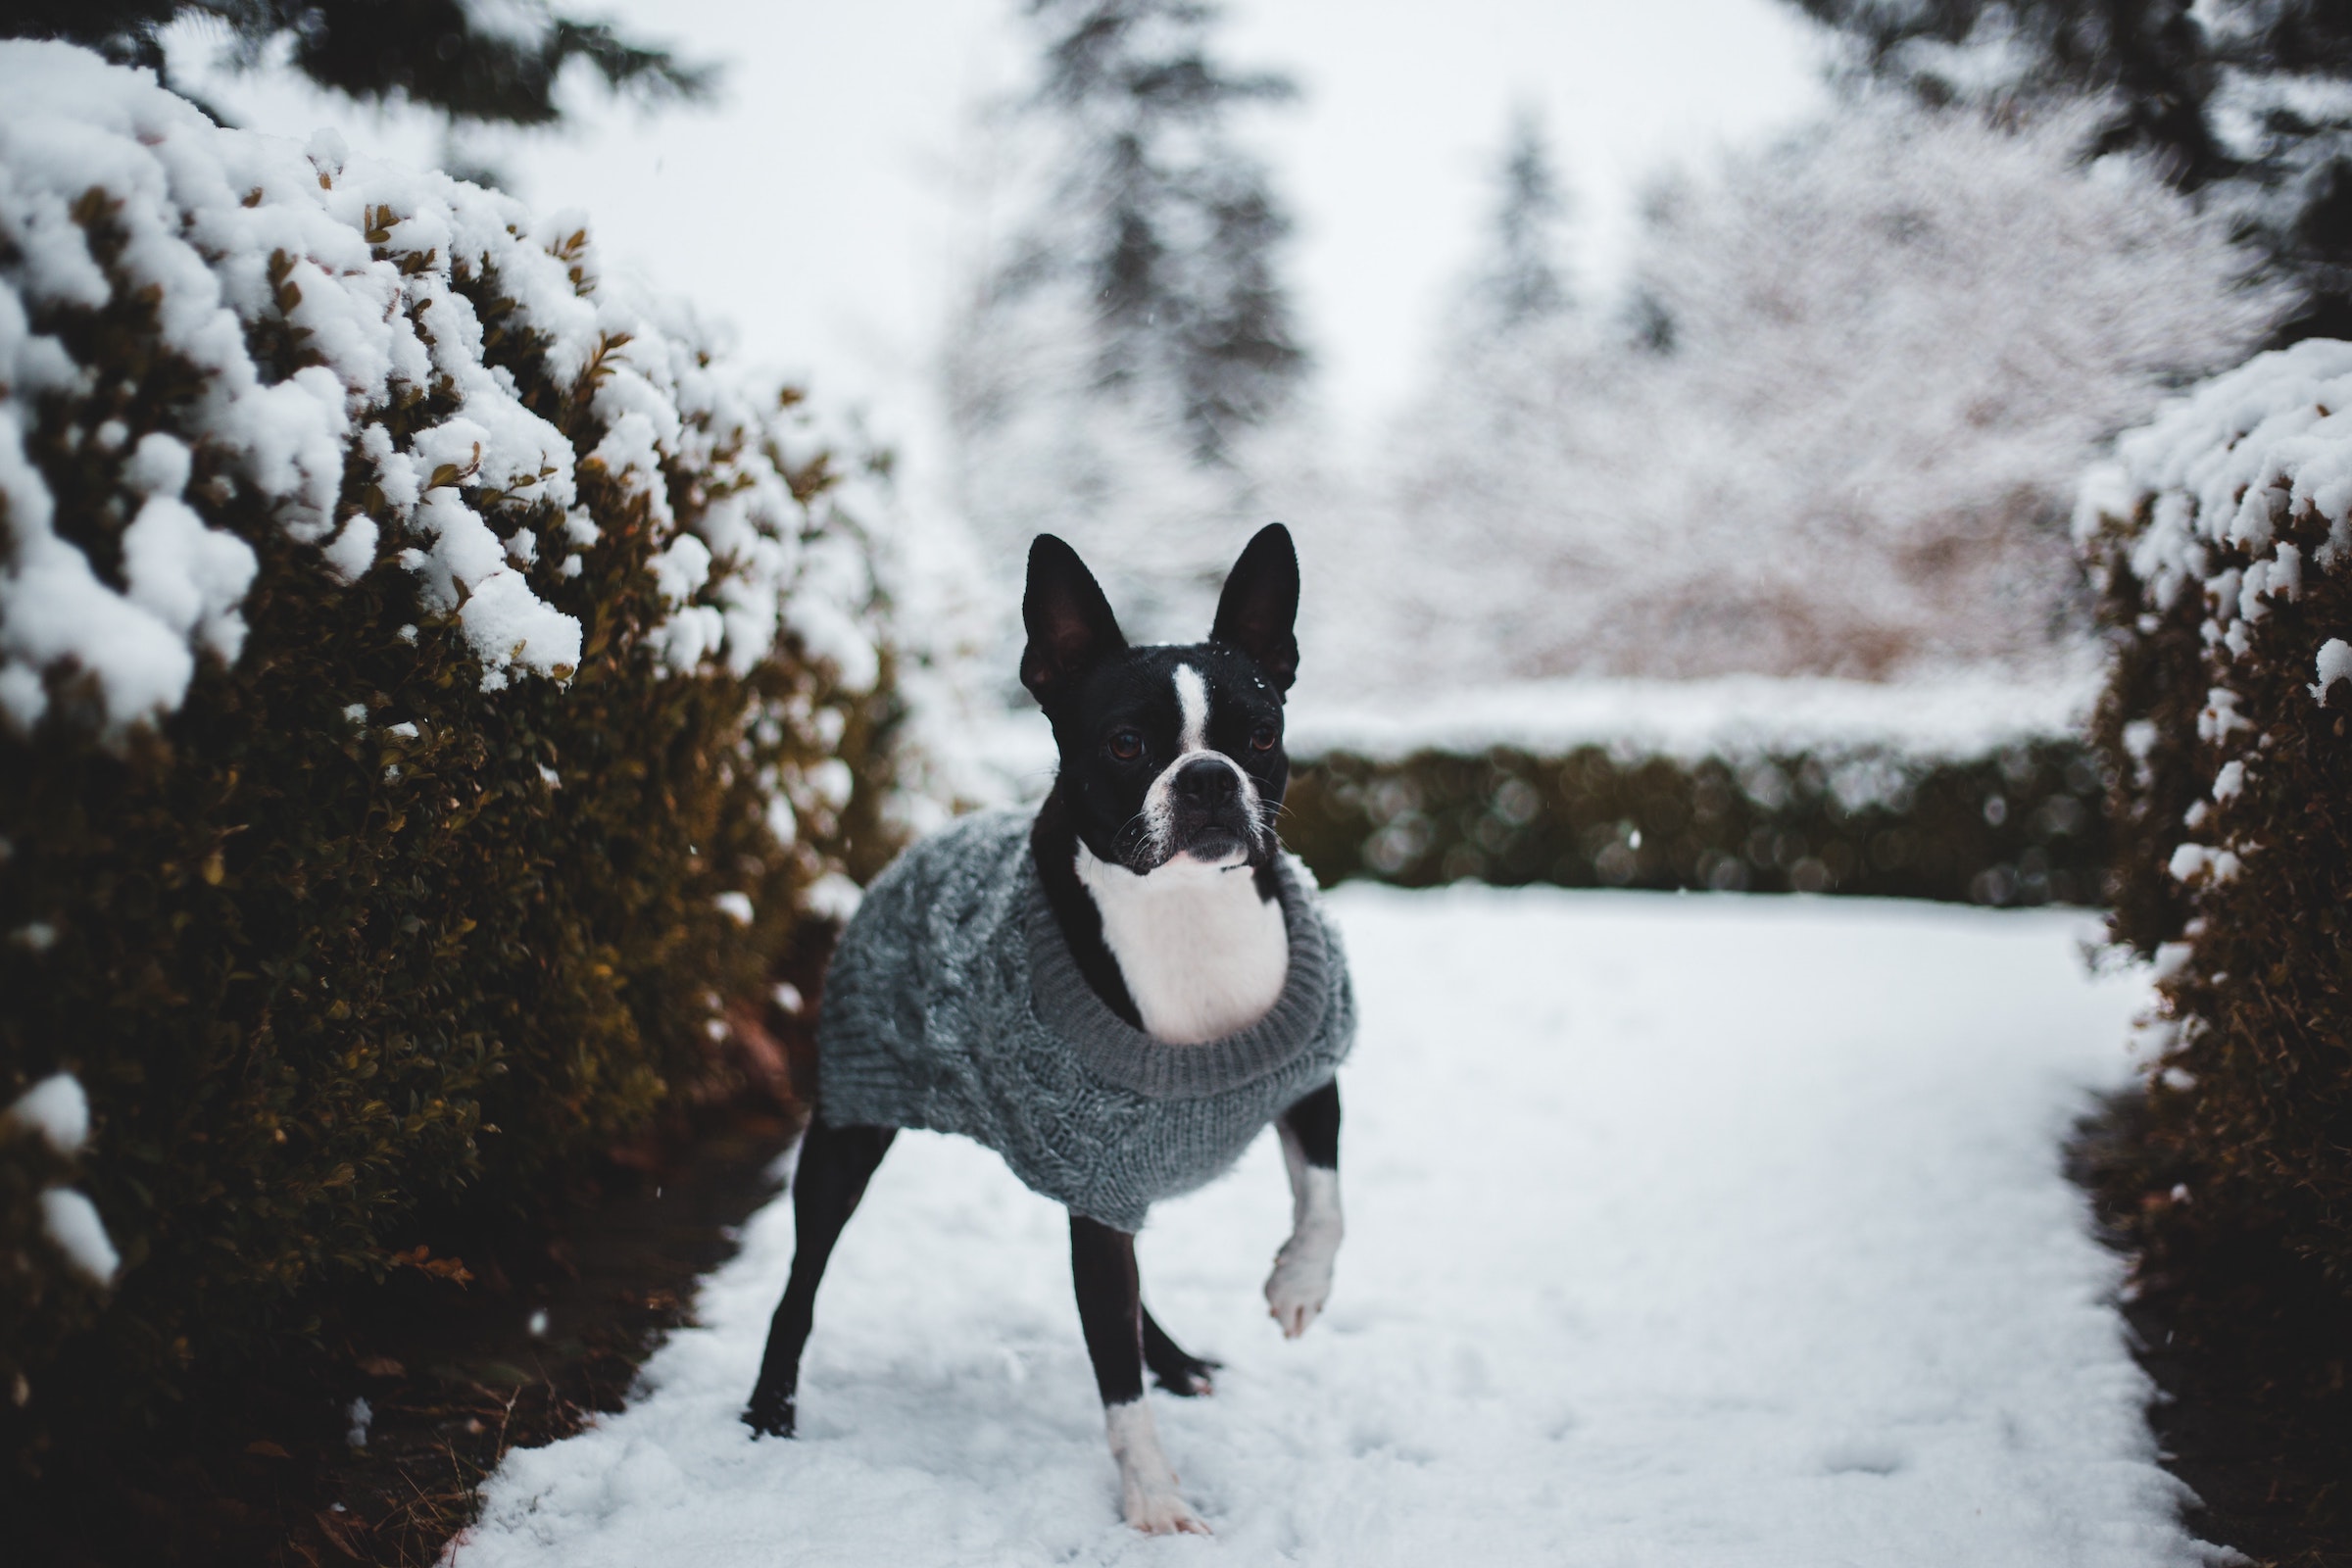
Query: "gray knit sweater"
816 809 1354 1232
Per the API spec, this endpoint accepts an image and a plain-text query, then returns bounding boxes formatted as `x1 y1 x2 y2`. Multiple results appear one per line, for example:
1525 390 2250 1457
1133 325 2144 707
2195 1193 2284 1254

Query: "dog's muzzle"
1165 755 1261 862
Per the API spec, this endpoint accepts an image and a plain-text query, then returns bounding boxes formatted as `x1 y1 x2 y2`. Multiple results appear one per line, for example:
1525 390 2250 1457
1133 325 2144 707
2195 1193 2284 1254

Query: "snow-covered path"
456 888 2204 1567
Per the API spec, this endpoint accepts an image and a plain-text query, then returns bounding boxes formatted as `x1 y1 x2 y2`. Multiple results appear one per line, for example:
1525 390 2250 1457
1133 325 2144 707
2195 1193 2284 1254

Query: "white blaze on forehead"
1172 663 1208 754
1138 660 1265 869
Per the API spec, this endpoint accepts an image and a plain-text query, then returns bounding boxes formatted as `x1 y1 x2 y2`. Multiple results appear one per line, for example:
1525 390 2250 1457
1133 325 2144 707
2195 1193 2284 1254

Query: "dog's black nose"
1172 757 1241 804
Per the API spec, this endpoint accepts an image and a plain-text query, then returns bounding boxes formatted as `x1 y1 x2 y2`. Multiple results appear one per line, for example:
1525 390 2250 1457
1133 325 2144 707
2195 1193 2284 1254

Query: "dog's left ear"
1209 523 1300 691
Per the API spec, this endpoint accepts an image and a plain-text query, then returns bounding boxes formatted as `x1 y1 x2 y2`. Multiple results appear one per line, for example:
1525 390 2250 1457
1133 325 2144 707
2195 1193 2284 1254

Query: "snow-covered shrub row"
0 43 905 1442
1260 678 2110 905
2078 336 2352 1300
1282 735 2104 906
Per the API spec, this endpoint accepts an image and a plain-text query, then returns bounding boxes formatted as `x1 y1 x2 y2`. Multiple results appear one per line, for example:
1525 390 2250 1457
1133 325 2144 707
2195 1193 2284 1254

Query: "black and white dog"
744 524 1345 1536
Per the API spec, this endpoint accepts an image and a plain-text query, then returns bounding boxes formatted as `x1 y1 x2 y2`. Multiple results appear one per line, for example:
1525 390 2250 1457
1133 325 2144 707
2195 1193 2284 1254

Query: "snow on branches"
2079 335 2352 883
0 40 875 735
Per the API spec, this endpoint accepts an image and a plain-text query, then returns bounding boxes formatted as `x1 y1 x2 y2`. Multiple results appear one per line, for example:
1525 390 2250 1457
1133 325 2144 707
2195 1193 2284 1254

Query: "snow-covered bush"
0 42 905 1439
2079 336 2352 1299
1318 101 2279 693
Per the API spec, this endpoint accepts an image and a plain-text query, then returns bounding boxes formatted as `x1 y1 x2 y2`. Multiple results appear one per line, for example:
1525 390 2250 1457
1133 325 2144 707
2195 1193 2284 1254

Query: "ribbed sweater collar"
1023 851 1333 1102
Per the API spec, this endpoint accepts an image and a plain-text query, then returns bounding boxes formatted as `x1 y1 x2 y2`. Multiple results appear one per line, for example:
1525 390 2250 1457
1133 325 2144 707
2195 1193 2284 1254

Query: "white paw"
1263 1228 1337 1339
1106 1398 1209 1536
1123 1479 1210 1536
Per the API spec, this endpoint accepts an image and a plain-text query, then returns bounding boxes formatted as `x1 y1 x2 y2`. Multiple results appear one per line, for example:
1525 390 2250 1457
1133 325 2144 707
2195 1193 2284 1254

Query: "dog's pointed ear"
1209 523 1299 691
1022 534 1126 708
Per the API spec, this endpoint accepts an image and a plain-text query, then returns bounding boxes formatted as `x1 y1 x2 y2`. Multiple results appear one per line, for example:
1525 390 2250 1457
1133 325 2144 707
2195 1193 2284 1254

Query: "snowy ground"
454 887 2207 1567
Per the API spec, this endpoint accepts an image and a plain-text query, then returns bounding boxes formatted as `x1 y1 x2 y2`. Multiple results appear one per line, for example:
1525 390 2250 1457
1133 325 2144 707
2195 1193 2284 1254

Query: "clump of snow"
459 570 583 692
9 1075 122 1290
801 873 862 924
2313 637 2352 702
0 41 881 735
39 1188 119 1285
2167 843 2242 886
712 892 755 927
6 1073 90 1154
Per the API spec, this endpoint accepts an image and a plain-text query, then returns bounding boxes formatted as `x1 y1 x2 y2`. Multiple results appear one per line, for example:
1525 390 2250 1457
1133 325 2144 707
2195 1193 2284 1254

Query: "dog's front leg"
1069 1213 1206 1536
1265 1079 1343 1339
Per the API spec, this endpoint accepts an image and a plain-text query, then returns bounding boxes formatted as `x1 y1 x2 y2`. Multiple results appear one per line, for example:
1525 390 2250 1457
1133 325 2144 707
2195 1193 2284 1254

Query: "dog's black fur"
745 525 1342 1534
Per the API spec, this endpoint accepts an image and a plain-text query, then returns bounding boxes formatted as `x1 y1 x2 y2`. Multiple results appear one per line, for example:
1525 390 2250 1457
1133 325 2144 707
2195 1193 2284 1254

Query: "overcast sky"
182 0 1831 464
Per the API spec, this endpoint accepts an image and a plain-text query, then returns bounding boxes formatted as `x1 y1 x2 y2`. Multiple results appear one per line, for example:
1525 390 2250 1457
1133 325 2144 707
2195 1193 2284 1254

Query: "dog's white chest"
1076 847 1289 1045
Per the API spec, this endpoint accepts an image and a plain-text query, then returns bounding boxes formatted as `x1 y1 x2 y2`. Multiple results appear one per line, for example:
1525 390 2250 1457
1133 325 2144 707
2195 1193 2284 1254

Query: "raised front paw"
1263 1230 1338 1339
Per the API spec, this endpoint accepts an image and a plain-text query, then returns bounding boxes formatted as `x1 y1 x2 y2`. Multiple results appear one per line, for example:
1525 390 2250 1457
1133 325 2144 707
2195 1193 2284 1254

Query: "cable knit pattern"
816 809 1355 1231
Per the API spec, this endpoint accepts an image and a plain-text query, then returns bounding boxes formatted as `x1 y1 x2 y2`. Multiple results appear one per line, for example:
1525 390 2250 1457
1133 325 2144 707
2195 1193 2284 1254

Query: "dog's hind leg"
744 1120 896 1438
1141 1304 1218 1396
1071 1214 1207 1535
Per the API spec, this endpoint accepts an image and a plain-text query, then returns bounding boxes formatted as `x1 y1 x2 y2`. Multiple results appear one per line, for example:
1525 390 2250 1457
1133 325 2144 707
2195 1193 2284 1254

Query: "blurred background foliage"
1794 0 2352 343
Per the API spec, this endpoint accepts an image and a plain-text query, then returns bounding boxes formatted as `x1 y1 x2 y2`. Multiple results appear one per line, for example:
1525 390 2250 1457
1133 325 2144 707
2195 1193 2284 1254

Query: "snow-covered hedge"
2078 337 2352 1297
1275 677 2106 904
0 43 904 1439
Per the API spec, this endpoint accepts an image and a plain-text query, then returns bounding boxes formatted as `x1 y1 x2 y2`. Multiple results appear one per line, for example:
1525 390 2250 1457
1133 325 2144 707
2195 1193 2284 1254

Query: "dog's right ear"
1021 534 1126 708
1209 522 1300 691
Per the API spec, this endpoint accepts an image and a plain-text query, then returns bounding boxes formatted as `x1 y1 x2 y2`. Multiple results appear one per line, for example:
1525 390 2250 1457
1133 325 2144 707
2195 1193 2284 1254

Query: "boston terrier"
744 524 1348 1536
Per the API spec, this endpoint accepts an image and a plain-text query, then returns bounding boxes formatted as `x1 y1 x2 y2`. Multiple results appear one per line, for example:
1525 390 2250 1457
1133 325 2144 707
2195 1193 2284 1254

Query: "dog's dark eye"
1250 722 1278 753
1107 729 1144 761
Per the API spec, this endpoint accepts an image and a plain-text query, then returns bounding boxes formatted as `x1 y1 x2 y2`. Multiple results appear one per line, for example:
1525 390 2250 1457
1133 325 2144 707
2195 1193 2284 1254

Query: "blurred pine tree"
940 0 1310 657
1022 0 1307 465
1463 106 1575 342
